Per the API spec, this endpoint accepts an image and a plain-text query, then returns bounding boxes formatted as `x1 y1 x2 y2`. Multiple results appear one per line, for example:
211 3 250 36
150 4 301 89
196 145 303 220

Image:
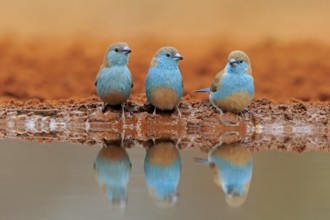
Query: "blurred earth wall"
0 0 329 101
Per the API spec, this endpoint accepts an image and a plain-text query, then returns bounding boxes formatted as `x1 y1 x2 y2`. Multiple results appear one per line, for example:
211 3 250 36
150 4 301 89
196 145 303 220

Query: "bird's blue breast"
96 66 132 103
210 153 252 196
144 149 181 200
95 148 131 202
145 67 183 102
210 73 254 101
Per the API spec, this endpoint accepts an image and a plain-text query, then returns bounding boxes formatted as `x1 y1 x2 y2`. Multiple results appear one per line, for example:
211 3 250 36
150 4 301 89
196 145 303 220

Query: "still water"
0 139 330 220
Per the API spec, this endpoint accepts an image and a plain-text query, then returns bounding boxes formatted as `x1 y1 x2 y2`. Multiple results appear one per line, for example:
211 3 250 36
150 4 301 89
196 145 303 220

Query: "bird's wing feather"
210 69 225 92
95 67 103 87
95 76 98 86
194 88 210 93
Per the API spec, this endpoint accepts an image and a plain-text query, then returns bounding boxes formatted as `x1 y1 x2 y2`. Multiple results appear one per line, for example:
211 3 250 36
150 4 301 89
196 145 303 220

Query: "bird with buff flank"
95 42 133 120
94 139 131 209
208 142 253 207
144 139 181 208
195 50 254 114
145 47 184 117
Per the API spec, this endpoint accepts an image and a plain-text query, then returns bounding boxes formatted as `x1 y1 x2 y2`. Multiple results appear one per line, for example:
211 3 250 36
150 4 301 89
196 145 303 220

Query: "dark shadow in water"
94 139 131 210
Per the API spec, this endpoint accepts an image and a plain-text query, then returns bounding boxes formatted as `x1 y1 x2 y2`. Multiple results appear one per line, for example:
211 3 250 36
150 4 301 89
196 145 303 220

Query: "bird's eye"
239 60 243 64
166 53 170 57
114 48 119 52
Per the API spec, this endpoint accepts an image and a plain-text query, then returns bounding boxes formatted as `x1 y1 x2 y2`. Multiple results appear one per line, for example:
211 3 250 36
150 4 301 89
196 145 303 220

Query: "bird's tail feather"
194 88 211 93
193 157 209 165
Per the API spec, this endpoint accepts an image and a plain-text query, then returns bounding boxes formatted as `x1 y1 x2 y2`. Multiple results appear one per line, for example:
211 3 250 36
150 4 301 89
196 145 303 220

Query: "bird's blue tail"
194 88 210 93
193 157 209 165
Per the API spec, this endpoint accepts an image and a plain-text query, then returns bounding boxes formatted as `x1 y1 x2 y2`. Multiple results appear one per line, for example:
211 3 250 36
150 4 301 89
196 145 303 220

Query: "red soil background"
0 0 329 102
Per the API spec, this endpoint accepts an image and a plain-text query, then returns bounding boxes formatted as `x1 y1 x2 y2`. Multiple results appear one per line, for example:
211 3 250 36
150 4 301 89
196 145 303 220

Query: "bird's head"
224 184 249 207
103 42 131 67
151 46 183 68
226 50 251 74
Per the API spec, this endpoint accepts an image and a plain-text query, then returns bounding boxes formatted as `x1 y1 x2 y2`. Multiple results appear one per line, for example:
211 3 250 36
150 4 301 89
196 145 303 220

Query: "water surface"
1 139 330 220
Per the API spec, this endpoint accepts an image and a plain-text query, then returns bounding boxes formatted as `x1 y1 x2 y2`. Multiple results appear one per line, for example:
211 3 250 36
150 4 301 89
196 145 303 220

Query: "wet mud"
0 96 328 152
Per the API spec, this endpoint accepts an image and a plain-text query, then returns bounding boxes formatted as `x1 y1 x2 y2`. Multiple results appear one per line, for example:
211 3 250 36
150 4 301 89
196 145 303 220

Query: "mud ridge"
0 97 328 152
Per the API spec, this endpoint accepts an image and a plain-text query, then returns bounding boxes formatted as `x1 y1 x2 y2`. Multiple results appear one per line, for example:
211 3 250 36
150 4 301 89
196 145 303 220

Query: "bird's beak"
226 189 240 198
173 53 183 61
229 58 238 66
122 46 132 54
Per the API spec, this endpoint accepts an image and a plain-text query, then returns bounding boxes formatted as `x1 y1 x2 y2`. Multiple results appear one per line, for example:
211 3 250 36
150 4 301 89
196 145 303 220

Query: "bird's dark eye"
166 53 170 57
239 60 243 63
114 48 119 52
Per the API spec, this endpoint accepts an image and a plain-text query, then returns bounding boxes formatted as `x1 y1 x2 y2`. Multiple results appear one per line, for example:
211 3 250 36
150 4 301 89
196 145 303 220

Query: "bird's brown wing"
95 75 99 87
210 69 225 92
95 67 103 87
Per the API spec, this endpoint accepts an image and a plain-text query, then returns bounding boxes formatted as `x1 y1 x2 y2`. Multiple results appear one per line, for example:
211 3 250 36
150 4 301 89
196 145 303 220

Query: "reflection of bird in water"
144 139 181 208
94 139 131 209
196 142 252 207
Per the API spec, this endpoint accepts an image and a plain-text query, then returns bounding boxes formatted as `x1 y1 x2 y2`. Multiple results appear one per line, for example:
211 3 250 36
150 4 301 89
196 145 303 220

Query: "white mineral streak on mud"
49 118 57 131
85 120 90 132
25 118 35 131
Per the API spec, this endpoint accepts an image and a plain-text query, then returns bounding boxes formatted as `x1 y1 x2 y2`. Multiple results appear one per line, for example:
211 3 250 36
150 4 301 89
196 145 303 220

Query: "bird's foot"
214 106 224 115
218 114 240 126
102 104 111 113
175 138 182 148
219 131 241 144
121 103 126 122
120 132 125 146
176 106 182 118
238 109 249 117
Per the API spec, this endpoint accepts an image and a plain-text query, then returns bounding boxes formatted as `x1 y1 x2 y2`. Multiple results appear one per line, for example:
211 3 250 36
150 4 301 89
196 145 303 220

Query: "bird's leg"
176 106 182 118
120 131 125 147
153 107 157 116
210 101 224 115
238 112 244 117
121 103 126 122
102 103 109 113
238 109 249 117
217 131 240 145
211 103 239 126
214 106 224 115
175 138 182 148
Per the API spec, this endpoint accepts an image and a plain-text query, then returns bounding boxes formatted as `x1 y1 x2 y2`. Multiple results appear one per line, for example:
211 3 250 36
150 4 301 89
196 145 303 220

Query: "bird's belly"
149 143 179 166
211 91 253 113
151 87 179 110
97 79 131 105
99 90 128 105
